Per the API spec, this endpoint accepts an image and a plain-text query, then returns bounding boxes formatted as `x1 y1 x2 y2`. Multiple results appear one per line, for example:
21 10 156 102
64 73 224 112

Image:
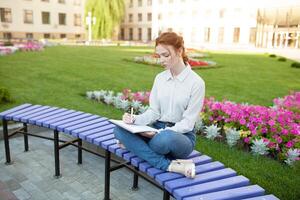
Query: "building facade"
0 0 85 40
120 0 300 49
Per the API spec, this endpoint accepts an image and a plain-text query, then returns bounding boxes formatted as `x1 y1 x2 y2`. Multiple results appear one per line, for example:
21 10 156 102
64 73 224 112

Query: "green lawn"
0 46 299 199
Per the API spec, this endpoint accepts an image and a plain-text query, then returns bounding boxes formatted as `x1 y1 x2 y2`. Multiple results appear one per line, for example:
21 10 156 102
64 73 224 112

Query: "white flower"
104 95 113 105
204 124 221 140
131 100 142 110
93 91 102 101
98 90 107 99
285 149 300 166
225 128 240 147
139 105 148 114
120 99 130 111
113 96 123 109
107 90 114 96
250 139 269 155
194 119 204 132
86 91 94 99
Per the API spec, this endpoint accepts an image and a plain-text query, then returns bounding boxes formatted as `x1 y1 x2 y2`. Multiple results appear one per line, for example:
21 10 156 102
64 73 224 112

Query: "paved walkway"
0 126 169 200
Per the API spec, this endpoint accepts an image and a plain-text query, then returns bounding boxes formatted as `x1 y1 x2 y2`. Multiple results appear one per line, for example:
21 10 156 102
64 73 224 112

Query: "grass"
0 46 300 199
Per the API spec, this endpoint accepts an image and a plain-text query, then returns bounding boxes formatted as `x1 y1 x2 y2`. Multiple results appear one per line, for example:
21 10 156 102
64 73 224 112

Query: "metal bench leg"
53 130 61 178
2 119 12 165
78 138 82 164
163 190 170 200
23 123 29 152
104 150 111 200
131 167 139 191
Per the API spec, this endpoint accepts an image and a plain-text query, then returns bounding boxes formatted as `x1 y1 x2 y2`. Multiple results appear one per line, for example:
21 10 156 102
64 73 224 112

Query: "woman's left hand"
139 131 156 138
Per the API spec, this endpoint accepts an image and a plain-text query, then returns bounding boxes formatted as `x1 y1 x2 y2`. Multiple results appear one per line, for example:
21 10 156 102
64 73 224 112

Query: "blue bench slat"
93 134 115 145
155 155 214 185
86 128 114 143
4 105 43 120
51 113 92 130
100 139 117 149
13 106 51 121
35 109 76 126
151 161 224 184
164 168 237 193
28 108 68 124
242 194 279 200
108 144 120 153
123 152 137 162
116 148 130 157
187 150 201 159
0 103 32 119
131 157 144 167
22 107 59 123
183 185 265 200
79 124 115 140
62 116 105 134
139 162 152 172
41 111 82 127
174 175 250 200
70 120 109 136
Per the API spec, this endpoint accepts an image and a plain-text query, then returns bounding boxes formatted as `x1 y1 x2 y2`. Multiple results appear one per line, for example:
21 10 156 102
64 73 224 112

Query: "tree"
85 0 125 39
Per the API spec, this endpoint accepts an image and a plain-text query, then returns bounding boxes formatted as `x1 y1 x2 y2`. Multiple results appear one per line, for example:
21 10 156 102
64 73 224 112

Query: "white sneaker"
168 159 196 178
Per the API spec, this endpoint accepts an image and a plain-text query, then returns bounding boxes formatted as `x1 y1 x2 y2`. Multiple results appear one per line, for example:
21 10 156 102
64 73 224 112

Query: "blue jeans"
113 121 196 170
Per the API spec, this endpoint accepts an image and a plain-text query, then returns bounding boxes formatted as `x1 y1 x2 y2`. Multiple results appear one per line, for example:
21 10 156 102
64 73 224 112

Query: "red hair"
155 32 188 64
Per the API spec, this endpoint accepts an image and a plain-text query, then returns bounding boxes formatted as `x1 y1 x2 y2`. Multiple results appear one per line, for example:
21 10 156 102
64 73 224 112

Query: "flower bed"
86 89 300 165
0 41 44 56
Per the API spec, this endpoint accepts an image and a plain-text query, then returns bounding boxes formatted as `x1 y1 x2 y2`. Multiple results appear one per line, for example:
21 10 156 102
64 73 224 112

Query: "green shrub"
0 87 13 104
278 57 286 62
269 54 277 58
291 62 300 68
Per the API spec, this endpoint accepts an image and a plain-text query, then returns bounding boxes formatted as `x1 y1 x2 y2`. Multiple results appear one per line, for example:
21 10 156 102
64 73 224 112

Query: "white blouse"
134 65 205 134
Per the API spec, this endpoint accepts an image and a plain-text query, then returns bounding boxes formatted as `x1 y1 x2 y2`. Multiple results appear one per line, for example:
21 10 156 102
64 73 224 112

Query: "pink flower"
285 141 294 148
239 119 246 125
275 137 283 144
243 137 250 143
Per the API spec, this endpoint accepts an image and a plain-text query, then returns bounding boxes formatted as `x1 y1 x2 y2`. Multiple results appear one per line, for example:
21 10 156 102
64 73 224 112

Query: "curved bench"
0 104 279 200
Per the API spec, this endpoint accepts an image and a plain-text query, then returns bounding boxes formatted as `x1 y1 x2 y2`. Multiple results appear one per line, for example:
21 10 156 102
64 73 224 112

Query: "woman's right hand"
122 113 135 124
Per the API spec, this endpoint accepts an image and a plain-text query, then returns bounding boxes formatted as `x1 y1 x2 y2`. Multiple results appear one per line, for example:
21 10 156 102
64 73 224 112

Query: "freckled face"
155 44 180 70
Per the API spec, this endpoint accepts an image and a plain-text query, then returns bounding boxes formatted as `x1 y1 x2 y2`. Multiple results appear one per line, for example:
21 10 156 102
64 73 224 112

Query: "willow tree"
85 0 125 39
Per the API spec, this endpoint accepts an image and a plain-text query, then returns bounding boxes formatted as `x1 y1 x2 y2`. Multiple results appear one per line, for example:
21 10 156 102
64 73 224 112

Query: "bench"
0 103 279 200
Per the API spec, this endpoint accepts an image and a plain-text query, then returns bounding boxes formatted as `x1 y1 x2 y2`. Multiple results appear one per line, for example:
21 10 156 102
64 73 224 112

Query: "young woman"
114 32 205 178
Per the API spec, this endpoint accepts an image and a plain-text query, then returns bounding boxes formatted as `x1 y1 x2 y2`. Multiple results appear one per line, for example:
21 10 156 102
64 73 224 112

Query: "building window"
233 27 240 43
158 13 162 20
147 13 152 21
44 33 50 39
60 34 66 38
219 9 225 18
120 28 125 40
58 0 65 3
26 33 33 39
138 28 142 40
73 0 81 6
59 13 66 25
24 10 33 24
0 8 12 23
169 0 174 3
129 28 133 40
74 14 81 26
218 27 224 43
3 32 12 39
249 27 256 44
129 0 133 8
138 0 142 7
75 34 81 38
159 0 163 4
41 0 49 2
147 0 152 6
129 14 133 22
147 28 152 41
138 13 142 22
42 12 50 24
204 27 210 42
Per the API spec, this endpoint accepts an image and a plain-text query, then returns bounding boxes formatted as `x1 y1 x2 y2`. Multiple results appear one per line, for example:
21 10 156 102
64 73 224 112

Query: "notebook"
109 119 158 134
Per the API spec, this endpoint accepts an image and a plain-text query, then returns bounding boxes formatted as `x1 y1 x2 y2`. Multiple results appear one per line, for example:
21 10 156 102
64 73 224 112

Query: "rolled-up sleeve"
166 80 205 133
134 76 161 125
